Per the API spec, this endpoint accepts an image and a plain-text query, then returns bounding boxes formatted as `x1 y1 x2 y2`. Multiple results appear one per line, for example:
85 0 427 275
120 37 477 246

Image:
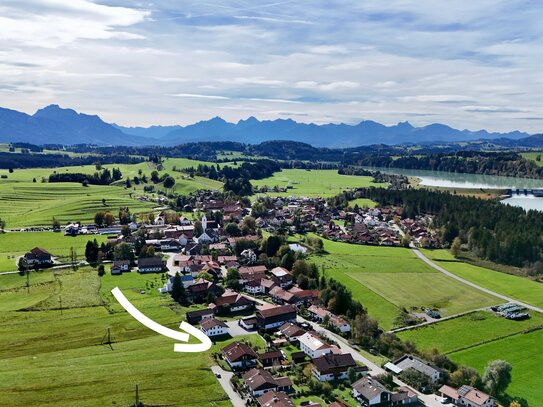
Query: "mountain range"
0 104 534 147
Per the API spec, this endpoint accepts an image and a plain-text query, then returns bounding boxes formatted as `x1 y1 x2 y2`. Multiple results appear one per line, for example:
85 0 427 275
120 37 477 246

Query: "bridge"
506 188 543 197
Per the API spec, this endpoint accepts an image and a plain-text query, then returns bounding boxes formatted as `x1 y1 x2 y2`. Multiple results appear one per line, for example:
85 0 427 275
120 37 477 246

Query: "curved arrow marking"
111 287 211 353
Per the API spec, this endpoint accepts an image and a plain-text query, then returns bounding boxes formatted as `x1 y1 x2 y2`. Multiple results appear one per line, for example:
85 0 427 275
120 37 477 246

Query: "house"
200 318 229 337
239 265 267 284
329 315 351 333
298 332 334 359
391 386 419 405
392 355 442 384
257 391 294 407
270 267 293 288
245 279 266 295
308 305 331 322
222 341 258 370
269 286 296 304
137 256 164 273
312 353 357 382
214 289 255 314
187 278 221 301
243 368 292 397
24 247 53 266
240 249 257 263
255 305 297 330
240 316 258 330
111 260 130 275
277 322 306 342
258 350 285 367
439 385 496 407
186 308 215 325
291 351 307 364
352 377 390 406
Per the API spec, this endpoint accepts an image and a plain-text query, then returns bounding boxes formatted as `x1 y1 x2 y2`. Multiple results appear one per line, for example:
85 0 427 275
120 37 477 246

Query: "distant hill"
0 105 152 146
0 104 535 147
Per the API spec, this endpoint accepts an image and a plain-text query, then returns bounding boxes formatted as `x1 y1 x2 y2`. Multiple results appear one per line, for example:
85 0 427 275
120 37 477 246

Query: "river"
366 167 543 212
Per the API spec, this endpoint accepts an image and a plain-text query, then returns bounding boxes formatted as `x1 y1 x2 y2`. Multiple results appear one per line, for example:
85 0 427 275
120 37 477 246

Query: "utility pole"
59 295 63 316
135 383 139 407
26 269 30 293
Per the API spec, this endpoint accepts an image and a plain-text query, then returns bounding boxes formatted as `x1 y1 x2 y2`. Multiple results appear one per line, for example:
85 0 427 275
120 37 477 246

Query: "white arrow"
111 287 212 353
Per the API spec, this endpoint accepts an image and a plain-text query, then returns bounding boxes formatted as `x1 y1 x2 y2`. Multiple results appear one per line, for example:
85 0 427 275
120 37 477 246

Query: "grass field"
0 231 107 272
252 169 386 197
0 157 223 228
520 151 543 166
349 198 378 208
307 236 499 330
450 329 543 405
397 310 543 354
0 266 263 406
421 249 543 309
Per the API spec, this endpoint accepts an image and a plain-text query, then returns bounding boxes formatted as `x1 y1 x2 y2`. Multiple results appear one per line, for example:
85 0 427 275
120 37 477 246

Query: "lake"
365 167 543 212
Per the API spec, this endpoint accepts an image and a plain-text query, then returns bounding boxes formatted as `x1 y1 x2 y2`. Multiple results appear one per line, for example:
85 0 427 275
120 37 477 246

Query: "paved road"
411 247 543 314
226 320 259 337
210 365 246 407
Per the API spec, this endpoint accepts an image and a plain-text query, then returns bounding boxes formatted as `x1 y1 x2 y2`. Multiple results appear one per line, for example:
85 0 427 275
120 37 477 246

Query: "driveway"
226 320 259 337
210 365 246 407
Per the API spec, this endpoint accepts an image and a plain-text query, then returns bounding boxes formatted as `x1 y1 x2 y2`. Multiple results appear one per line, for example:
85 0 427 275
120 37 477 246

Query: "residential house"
257 391 294 407
214 289 255 314
222 341 258 370
186 308 215 325
298 332 334 359
111 260 130 275
391 387 419 405
351 377 391 406
187 278 221 302
439 385 496 407
239 265 267 285
245 279 266 295
308 305 331 322
277 322 306 342
312 353 357 382
243 368 292 397
255 305 297 330
392 355 442 384
24 247 53 266
329 315 351 333
270 267 293 288
200 318 229 337
239 315 258 331
137 256 164 273
258 350 285 367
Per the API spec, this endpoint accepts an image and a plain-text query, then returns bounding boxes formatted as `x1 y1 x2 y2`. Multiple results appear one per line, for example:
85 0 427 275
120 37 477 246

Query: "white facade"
312 369 348 382
201 324 228 337
298 333 333 359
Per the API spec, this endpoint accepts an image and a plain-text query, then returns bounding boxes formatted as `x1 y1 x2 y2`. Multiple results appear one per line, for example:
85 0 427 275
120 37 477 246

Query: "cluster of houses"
399 217 439 248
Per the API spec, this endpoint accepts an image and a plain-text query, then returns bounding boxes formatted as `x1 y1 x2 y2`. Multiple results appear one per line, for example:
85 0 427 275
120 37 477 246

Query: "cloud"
0 0 542 132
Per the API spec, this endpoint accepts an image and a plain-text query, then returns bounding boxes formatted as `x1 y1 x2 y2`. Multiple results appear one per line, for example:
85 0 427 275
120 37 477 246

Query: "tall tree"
482 360 512 396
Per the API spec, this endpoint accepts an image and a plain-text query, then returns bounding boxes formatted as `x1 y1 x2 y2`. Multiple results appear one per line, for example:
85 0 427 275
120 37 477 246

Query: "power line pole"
135 383 139 407
59 295 63 316
26 269 30 293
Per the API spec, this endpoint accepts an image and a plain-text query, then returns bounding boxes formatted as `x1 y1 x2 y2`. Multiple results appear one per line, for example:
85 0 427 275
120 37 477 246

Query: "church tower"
202 214 207 231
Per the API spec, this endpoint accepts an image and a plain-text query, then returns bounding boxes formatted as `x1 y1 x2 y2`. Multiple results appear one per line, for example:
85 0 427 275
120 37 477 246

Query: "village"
17 193 496 407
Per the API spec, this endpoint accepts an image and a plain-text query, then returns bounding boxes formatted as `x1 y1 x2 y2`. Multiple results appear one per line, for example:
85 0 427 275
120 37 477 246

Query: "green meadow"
520 151 543 166
0 157 223 228
397 310 543 354
450 329 543 405
307 236 499 329
0 231 108 272
349 198 378 208
421 249 543 309
252 169 386 197
0 266 263 406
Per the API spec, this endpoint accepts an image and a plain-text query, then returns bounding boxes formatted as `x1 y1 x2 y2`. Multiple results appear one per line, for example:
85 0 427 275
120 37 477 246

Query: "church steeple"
202 214 207 231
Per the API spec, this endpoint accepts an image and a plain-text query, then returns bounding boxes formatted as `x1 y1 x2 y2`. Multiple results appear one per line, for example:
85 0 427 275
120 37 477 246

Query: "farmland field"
0 157 223 228
421 249 543 309
520 151 543 166
450 329 543 405
0 231 107 272
397 310 543 354
307 236 500 329
252 169 386 197
0 266 261 407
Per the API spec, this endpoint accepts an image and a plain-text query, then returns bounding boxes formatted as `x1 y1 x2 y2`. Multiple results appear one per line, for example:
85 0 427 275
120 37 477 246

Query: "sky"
0 0 542 132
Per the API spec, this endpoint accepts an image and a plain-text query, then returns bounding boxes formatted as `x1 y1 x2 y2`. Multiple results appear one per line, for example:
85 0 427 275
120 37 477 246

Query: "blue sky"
0 0 542 131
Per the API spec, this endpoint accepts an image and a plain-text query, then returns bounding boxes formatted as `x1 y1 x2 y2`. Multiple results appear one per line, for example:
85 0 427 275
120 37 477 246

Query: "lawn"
349 198 378 208
397 310 543 354
0 231 107 272
306 236 499 329
0 266 253 407
520 151 543 167
450 329 543 406
252 169 386 197
421 249 543 309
